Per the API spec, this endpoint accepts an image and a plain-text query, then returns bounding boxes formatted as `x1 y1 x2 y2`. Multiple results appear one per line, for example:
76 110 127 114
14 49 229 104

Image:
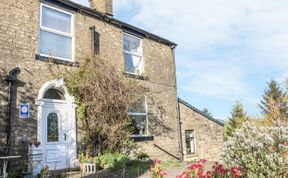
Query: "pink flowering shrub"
148 159 239 178
176 160 240 178
150 159 240 178
149 160 167 178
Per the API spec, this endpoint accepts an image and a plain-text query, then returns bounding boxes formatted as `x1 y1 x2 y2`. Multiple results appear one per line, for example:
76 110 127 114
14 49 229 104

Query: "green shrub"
136 152 150 160
95 152 130 170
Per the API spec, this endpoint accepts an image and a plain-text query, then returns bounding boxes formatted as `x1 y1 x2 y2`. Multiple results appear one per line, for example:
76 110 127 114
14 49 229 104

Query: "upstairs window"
123 33 144 75
128 96 147 136
185 130 196 154
39 4 73 61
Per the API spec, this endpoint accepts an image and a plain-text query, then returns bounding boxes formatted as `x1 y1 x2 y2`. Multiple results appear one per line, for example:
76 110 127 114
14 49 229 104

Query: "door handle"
64 133 67 141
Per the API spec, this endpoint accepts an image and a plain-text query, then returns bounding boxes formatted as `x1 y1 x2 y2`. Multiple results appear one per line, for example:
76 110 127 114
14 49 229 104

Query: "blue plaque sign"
19 103 29 119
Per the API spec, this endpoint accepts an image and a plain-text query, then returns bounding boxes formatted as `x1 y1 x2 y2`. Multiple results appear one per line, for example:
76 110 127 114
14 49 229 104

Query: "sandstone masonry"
178 99 224 161
0 0 180 165
0 0 224 173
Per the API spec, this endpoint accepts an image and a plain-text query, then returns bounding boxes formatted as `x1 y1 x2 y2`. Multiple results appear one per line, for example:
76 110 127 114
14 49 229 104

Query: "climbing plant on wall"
65 55 144 155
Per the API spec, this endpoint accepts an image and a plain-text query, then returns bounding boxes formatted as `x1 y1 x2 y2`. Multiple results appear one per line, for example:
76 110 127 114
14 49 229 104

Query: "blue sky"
73 0 288 120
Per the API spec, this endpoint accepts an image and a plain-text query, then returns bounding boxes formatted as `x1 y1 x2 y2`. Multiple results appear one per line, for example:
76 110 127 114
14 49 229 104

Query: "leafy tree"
259 80 288 123
225 100 248 139
202 108 213 117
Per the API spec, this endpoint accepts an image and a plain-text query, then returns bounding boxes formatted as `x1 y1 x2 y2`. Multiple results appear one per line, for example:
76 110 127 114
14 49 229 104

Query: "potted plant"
38 165 49 178
78 153 92 172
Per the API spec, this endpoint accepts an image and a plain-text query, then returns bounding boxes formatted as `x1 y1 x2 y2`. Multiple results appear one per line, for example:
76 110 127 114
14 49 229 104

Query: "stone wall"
0 0 180 163
179 101 224 161
89 0 113 15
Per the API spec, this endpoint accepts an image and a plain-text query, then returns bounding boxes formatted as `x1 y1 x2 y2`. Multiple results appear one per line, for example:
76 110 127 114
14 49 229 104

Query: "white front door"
42 103 68 170
35 79 77 174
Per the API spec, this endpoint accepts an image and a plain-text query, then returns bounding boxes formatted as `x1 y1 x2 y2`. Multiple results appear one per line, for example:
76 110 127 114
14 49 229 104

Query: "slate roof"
178 98 225 126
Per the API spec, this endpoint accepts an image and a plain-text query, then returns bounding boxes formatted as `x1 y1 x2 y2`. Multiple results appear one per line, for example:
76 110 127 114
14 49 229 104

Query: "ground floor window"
128 96 147 136
185 130 195 154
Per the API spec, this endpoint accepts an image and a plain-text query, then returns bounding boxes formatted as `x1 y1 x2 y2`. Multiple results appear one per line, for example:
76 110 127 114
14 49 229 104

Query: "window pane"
42 6 71 34
39 30 72 59
190 138 195 153
123 34 141 53
185 131 192 138
185 131 195 154
130 115 147 135
124 53 143 74
128 96 146 113
185 138 191 153
47 113 59 142
44 88 65 100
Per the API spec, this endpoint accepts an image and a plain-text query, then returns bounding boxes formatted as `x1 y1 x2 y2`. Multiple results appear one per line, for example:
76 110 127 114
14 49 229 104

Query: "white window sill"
35 54 79 67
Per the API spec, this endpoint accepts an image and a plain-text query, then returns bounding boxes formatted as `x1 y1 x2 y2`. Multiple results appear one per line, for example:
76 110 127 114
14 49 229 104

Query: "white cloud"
115 0 288 62
114 0 133 10
72 0 288 116
72 0 89 6
114 0 288 100
177 59 249 100
275 70 288 85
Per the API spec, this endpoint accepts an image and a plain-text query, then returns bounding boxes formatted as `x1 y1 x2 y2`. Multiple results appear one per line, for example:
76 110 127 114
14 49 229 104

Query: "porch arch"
36 77 74 103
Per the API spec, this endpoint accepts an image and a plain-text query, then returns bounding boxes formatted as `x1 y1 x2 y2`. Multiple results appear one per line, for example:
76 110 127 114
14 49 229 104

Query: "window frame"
128 95 148 137
39 3 74 61
185 130 196 154
122 32 145 76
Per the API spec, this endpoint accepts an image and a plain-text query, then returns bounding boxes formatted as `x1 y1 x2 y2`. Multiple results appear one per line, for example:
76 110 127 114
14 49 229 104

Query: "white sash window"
123 33 144 75
39 4 73 61
128 96 148 136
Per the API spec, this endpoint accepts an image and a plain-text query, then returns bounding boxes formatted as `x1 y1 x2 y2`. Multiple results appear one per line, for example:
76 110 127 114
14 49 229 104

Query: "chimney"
89 0 113 16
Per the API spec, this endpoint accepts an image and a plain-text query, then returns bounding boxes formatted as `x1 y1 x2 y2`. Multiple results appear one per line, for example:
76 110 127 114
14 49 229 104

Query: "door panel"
46 149 61 163
42 104 67 170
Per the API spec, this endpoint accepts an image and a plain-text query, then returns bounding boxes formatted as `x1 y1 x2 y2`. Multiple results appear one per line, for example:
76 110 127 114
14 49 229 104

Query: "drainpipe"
177 100 184 160
4 67 21 157
171 45 184 161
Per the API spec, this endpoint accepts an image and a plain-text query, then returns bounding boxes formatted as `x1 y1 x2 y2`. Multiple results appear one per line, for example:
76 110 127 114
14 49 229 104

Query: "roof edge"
45 0 177 48
178 98 225 126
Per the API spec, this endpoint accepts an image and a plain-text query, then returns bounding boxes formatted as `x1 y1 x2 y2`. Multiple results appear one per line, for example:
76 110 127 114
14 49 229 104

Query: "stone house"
0 0 224 174
178 98 224 161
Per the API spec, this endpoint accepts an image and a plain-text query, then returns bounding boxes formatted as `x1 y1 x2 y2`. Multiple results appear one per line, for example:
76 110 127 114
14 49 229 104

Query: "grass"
95 160 151 178
95 160 186 177
159 160 184 169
